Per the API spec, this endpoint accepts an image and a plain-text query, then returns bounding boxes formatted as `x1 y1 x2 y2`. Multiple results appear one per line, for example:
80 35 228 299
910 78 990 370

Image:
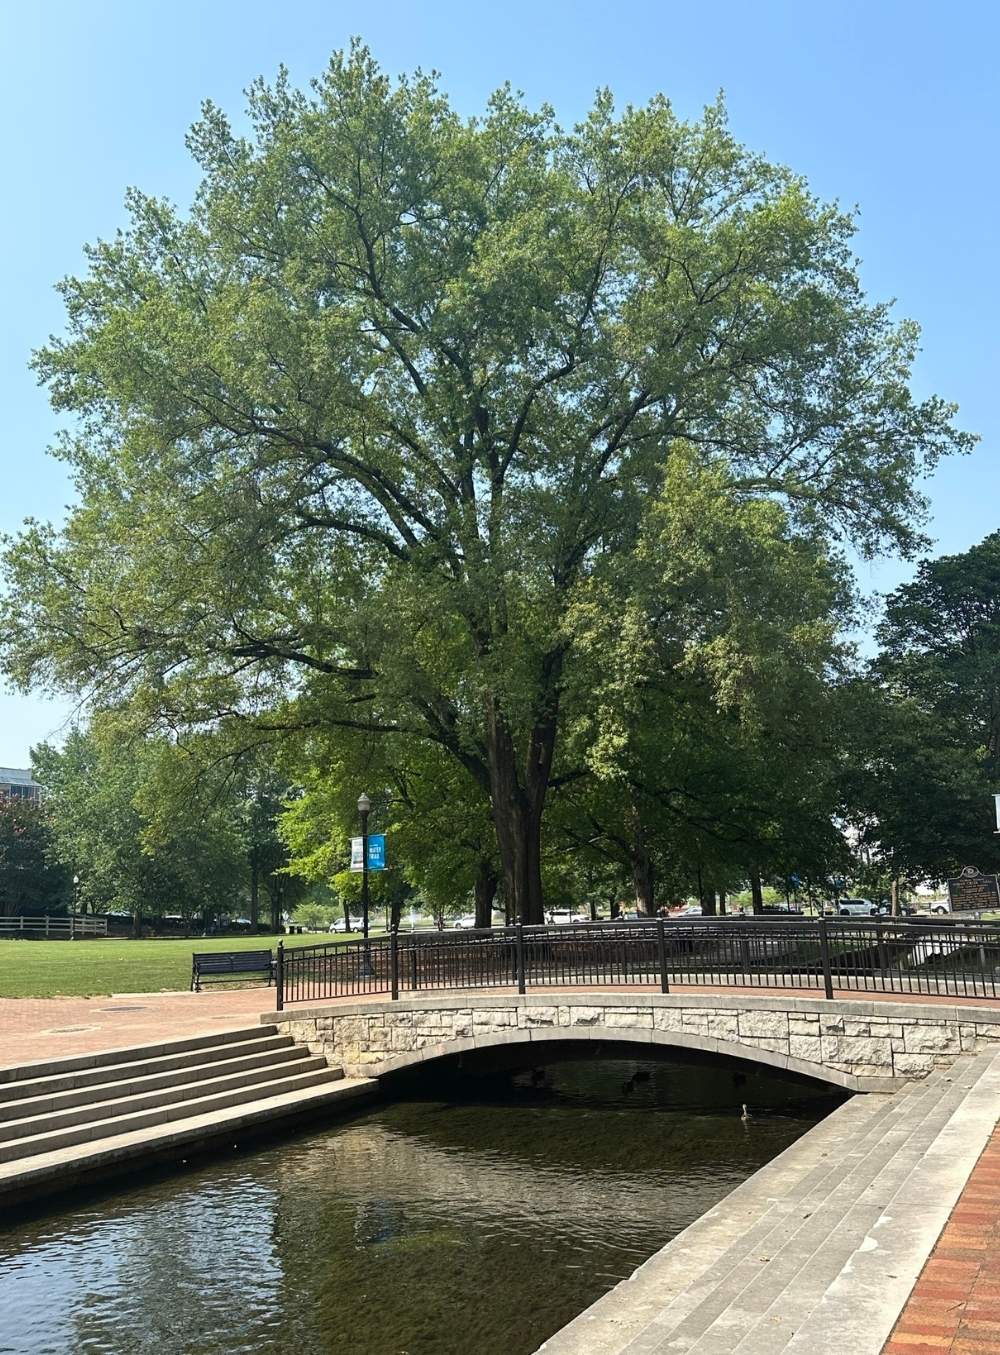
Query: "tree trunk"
718 891 727 916
631 834 655 915
132 908 142 938
343 900 352 932
890 875 901 918
750 869 764 916
485 691 556 926
702 888 718 917
474 859 499 928
249 852 260 930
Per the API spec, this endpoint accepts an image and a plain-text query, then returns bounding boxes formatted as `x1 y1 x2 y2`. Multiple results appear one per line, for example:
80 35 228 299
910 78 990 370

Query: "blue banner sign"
350 835 387 872
367 834 386 871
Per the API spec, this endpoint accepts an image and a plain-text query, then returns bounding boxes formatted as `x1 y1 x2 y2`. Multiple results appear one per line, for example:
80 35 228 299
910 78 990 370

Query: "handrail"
276 917 1000 1008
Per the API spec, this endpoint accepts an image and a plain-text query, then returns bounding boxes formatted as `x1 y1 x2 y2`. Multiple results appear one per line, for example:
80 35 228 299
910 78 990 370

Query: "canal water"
0 1050 842 1355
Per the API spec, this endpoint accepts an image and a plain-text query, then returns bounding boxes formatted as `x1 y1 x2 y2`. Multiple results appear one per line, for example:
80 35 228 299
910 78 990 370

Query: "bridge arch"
367 1025 854 1090
268 991 996 1093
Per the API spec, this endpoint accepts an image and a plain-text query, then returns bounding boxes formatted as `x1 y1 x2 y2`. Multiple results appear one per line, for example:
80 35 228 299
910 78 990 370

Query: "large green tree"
1 45 971 921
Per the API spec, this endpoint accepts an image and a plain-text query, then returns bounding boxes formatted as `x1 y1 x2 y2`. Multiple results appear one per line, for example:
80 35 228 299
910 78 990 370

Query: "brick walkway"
0 989 277 1068
884 1122 1000 1354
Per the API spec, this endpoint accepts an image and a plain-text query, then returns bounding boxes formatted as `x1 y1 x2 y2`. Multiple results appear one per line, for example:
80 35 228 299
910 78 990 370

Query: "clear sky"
1 0 997 766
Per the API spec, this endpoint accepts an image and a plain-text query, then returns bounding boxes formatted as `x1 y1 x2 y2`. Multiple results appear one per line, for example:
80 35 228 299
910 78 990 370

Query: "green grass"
0 931 382 999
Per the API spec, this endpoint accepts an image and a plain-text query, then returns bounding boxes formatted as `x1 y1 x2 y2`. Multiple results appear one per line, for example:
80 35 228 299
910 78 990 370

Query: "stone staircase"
0 1024 375 1204
537 1047 1000 1355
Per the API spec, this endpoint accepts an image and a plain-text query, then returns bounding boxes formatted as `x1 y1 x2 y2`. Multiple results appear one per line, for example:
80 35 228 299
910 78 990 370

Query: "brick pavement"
0 989 277 1068
884 1122 1000 1355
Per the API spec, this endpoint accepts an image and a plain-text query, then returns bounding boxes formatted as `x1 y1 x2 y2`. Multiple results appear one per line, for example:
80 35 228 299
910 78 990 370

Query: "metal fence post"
875 919 888 982
818 918 834 1000
275 941 285 1012
657 917 669 993
515 923 526 995
390 928 399 1001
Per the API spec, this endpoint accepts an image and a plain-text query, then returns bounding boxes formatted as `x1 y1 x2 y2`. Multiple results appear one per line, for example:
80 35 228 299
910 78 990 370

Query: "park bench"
191 949 274 992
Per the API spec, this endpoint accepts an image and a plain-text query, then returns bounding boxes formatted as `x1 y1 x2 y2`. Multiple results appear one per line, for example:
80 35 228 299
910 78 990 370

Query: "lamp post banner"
368 835 386 871
350 835 386 872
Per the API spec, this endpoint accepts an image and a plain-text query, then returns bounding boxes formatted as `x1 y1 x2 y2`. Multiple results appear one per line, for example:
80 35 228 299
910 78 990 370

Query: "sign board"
350 835 387 873
947 866 1000 913
367 834 386 871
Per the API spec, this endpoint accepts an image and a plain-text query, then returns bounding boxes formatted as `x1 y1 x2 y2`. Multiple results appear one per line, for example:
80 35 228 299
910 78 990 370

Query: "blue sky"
2 0 997 766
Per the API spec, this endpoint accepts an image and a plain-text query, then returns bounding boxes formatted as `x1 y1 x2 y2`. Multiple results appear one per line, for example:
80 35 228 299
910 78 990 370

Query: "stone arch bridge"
269 991 1000 1093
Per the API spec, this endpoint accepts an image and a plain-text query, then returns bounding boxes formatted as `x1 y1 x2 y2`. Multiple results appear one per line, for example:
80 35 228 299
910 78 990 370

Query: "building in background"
0 768 43 803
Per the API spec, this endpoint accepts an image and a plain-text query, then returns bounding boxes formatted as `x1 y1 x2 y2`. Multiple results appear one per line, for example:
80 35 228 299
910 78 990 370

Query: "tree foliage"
0 795 65 916
1 45 971 919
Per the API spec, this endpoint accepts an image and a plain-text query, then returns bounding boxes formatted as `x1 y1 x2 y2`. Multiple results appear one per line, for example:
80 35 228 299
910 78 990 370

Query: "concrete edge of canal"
532 1046 1000 1355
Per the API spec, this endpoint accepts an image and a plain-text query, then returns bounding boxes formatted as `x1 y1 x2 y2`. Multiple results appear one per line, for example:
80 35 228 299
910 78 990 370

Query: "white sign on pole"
994 794 1000 834
350 837 364 872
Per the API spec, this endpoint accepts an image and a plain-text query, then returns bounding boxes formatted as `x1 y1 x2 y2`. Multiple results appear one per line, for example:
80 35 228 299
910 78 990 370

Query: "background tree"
0 795 65 917
843 534 1000 888
33 723 248 932
1 45 971 921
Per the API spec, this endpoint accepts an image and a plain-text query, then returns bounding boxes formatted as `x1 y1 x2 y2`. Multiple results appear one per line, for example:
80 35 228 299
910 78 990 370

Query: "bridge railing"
275 917 1000 1010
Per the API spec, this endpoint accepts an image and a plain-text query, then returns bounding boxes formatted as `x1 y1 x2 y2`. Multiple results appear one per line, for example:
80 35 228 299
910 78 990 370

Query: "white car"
836 898 877 917
452 914 478 928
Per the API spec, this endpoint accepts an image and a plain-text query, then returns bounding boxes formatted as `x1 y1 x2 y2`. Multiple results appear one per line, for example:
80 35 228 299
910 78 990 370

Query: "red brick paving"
0 989 278 1068
883 1123 1000 1354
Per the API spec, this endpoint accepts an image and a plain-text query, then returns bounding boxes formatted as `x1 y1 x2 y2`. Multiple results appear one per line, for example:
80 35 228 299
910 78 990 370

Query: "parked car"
452 914 478 928
836 898 877 917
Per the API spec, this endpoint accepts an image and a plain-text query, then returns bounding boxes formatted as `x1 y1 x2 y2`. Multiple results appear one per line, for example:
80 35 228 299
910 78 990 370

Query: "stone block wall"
272 993 1000 1092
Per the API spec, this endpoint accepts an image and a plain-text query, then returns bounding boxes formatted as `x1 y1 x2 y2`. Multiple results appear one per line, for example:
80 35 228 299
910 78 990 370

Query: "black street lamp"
358 792 372 975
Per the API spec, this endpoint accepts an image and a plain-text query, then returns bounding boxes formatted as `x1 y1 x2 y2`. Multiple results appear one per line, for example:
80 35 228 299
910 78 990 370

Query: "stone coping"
263 989 1000 1027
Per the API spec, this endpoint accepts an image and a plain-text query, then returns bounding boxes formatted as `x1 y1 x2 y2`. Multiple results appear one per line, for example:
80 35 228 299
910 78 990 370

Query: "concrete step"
560 1062 959 1349
626 1062 970 1349
0 1024 279 1091
0 1052 337 1145
0 1038 311 1123
0 1075 378 1204
779 1049 1000 1354
614 1051 1000 1355
0 1028 288 1103
722 1058 996 1354
0 1064 346 1164
630 1081 942 1345
535 1086 918 1355
673 1064 990 1354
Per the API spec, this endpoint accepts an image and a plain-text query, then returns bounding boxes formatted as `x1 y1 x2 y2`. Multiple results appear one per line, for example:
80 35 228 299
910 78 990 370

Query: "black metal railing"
274 917 1000 1010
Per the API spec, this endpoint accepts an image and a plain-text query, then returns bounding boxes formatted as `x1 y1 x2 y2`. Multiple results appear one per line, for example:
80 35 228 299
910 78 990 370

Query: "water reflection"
0 1052 842 1355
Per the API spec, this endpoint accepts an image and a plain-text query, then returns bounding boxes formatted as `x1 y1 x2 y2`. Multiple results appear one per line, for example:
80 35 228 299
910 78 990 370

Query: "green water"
0 1051 842 1355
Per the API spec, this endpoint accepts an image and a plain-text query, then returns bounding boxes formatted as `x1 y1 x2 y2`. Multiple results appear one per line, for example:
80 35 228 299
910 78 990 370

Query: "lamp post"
358 792 372 975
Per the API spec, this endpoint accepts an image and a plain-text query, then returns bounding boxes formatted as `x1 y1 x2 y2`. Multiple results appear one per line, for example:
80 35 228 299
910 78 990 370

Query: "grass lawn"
0 931 382 999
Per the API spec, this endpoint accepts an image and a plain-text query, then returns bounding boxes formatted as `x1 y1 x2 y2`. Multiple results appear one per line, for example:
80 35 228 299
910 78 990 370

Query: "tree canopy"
0 44 972 920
